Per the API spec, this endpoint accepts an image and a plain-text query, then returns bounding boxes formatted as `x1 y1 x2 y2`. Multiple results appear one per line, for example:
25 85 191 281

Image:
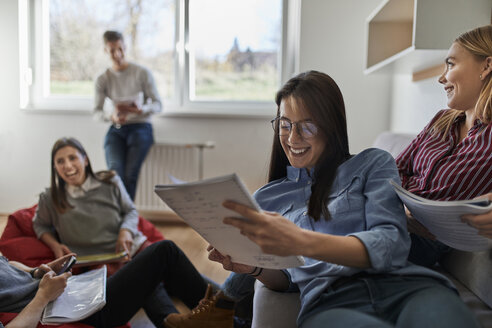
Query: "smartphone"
57 256 76 275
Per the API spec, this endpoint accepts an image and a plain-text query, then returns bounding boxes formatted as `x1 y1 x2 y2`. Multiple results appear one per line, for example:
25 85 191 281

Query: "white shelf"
365 0 492 75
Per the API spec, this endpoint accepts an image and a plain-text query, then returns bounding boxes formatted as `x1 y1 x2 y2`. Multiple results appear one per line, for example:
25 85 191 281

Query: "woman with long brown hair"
208 70 480 328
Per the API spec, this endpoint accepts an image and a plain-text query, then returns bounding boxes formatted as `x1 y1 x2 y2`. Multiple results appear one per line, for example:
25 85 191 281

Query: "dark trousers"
408 233 451 267
104 123 154 200
300 275 479 328
81 240 208 328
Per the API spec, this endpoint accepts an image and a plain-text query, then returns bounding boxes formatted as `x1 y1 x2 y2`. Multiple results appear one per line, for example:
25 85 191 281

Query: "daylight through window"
22 0 298 114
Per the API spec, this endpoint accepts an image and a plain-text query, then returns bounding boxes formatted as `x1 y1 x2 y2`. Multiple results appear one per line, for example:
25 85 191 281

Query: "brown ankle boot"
164 284 234 328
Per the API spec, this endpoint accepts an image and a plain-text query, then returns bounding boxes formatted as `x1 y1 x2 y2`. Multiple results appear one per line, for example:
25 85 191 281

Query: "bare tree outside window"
49 0 175 100
49 0 283 103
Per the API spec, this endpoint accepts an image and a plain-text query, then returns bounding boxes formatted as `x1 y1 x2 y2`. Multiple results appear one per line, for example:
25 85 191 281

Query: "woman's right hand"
36 271 71 303
207 245 255 274
52 243 72 259
405 207 436 240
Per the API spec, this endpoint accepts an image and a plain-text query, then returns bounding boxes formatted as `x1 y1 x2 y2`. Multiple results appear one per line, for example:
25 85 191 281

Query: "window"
20 0 300 115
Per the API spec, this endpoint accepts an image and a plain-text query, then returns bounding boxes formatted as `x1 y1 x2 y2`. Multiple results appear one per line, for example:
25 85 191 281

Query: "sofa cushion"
372 131 416 158
441 249 492 308
252 281 299 328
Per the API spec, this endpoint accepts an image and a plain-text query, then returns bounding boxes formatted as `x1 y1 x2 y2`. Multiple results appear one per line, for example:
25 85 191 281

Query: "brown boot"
164 284 234 328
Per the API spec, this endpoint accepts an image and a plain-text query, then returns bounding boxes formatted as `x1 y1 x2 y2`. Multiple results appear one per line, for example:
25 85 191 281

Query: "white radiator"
134 142 214 212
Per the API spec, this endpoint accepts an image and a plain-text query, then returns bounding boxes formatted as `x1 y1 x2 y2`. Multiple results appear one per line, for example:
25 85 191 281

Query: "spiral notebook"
154 173 304 269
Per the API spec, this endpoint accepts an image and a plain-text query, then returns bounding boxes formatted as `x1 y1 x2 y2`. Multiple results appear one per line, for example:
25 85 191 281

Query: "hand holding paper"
390 180 492 251
154 174 304 269
223 200 309 257
462 193 492 238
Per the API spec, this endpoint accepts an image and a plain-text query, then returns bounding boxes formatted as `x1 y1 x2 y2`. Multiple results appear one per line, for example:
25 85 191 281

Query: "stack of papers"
390 180 492 251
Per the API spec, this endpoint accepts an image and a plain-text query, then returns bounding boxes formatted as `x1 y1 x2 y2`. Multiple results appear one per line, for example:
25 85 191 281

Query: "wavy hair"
431 24 492 138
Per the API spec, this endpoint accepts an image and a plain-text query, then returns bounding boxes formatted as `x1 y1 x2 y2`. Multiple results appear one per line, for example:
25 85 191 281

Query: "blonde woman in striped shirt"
396 24 492 266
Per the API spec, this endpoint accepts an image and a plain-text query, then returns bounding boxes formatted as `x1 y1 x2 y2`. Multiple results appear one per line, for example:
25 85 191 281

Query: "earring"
480 74 483 79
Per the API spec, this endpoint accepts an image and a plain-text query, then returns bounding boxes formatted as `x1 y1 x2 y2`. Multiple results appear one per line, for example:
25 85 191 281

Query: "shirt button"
303 211 307 216
307 181 311 185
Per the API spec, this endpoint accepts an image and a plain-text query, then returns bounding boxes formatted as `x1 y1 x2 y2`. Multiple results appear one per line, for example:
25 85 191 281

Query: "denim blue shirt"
253 148 452 323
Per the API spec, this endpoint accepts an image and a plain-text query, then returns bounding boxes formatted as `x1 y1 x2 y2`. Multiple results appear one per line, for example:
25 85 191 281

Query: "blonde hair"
431 25 492 138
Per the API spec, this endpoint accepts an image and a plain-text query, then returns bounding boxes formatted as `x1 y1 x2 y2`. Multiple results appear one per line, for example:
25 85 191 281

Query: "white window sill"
21 104 275 119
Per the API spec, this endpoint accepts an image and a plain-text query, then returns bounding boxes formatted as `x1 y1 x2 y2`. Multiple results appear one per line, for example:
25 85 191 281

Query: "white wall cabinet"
365 0 492 75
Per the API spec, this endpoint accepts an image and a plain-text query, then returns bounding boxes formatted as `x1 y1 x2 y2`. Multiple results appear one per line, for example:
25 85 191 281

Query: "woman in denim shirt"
209 71 479 328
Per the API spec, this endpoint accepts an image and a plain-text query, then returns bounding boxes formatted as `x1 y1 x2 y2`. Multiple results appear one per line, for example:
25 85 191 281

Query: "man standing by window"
94 30 162 200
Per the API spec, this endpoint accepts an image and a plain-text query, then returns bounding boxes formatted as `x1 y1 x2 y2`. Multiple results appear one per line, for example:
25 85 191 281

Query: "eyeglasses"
270 117 318 139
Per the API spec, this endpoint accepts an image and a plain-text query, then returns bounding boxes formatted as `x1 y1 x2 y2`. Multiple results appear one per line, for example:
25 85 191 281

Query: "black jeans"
81 240 208 327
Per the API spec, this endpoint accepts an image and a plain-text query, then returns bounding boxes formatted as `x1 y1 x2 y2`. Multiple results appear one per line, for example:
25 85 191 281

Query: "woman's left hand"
116 229 134 258
462 193 492 238
207 245 256 274
222 200 306 256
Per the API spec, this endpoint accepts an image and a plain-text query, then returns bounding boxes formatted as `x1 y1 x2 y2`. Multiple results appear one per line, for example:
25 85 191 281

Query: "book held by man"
390 180 492 252
154 173 305 269
41 266 107 324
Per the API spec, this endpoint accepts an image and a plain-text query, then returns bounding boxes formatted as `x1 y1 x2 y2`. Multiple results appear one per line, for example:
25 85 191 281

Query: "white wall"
0 0 393 213
390 74 448 133
299 0 392 152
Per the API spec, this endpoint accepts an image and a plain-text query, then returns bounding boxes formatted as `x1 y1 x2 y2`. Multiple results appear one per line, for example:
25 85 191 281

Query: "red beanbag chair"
0 312 131 328
0 205 52 267
0 204 164 267
0 312 95 328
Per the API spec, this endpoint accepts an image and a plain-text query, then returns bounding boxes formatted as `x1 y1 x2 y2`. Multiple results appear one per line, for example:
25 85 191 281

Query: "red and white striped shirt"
396 109 492 201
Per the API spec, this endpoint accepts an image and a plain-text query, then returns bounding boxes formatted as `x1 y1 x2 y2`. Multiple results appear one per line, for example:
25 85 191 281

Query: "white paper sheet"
390 180 492 252
155 174 305 269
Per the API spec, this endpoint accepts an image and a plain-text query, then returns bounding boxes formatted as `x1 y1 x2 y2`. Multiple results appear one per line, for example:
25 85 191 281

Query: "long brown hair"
50 137 115 213
431 24 492 138
269 71 351 221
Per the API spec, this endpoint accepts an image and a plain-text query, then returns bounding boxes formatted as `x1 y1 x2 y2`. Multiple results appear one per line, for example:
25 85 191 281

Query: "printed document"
154 174 305 269
390 180 492 251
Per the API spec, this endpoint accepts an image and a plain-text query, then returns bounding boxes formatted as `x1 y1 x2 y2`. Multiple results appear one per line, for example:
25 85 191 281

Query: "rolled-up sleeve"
113 176 139 236
349 152 410 272
32 192 58 239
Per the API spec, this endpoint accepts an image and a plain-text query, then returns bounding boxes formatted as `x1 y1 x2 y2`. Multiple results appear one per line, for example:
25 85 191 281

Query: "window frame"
19 0 300 117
